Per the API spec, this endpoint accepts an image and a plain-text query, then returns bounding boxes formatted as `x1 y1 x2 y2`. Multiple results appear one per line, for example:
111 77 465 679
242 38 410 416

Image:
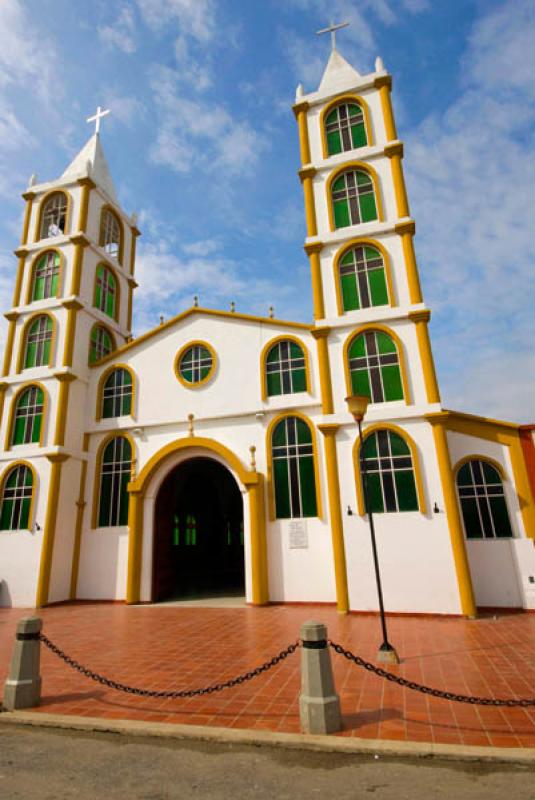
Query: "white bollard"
299 620 341 734
3 616 42 710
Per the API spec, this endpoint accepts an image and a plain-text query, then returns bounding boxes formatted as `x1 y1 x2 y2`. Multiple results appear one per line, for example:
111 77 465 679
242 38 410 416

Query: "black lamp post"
345 395 400 665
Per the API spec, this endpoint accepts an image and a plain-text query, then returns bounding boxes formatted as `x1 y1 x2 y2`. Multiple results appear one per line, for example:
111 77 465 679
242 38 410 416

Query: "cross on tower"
86 105 110 135
316 20 350 51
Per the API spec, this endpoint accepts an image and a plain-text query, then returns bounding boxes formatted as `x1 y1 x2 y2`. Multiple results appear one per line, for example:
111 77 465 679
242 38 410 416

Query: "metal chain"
329 641 535 707
39 634 299 699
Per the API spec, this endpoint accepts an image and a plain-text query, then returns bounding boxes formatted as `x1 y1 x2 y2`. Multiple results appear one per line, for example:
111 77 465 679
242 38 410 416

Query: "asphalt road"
0 724 533 800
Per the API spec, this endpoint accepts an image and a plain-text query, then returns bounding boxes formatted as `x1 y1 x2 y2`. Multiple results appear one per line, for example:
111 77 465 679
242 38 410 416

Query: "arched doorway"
152 457 245 602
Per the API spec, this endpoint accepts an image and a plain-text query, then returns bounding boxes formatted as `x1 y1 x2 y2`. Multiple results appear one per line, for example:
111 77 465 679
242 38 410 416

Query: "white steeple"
61 133 118 202
318 48 361 93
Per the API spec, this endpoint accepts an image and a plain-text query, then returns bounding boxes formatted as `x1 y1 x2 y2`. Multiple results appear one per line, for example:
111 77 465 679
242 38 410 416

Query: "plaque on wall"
289 519 308 549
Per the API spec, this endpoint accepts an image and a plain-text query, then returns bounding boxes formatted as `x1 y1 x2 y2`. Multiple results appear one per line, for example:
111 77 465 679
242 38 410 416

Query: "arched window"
12 386 44 445
97 436 132 527
39 192 67 239
331 169 378 229
325 102 367 155
89 325 114 365
23 315 53 369
272 416 317 519
339 245 389 311
32 251 60 301
456 459 513 539
266 340 307 397
348 330 403 403
99 208 121 260
94 264 117 318
101 368 133 418
0 464 33 530
360 429 418 513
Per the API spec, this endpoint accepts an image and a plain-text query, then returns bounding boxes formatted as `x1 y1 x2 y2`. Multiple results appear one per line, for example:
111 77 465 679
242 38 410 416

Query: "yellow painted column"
375 76 397 142
130 226 141 276
304 242 325 320
311 327 334 414
0 382 8 431
2 312 20 377
20 191 35 246
409 310 441 403
429 420 476 617
69 235 89 295
61 299 83 367
318 424 349 613
76 177 95 232
127 277 138 332
293 101 311 165
69 459 88 599
299 167 318 237
507 433 535 540
53 373 77 446
395 221 423 304
247 474 269 605
385 143 409 218
12 249 28 308
36 453 69 608
126 488 143 603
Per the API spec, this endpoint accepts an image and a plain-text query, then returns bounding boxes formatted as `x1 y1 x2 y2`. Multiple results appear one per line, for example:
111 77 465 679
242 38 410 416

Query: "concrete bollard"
299 620 341 734
2 617 42 710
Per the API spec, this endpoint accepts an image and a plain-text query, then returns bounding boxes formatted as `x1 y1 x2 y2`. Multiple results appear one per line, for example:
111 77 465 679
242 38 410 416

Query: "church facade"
1 49 534 615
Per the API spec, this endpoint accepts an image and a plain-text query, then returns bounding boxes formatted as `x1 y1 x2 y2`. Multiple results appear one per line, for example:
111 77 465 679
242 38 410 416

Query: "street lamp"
345 394 400 665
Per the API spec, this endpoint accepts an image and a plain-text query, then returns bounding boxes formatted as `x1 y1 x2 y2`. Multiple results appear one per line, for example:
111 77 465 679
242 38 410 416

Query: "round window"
176 342 216 387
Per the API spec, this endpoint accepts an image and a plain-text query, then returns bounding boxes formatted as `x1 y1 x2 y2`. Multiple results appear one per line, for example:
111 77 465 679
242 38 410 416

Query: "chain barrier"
39 634 299 699
329 641 535 707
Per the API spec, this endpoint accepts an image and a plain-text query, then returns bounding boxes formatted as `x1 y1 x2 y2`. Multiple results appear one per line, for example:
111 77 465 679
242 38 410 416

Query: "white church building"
1 46 534 615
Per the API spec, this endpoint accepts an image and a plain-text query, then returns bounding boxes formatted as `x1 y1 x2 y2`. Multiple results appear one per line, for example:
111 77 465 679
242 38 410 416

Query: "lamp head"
345 394 370 422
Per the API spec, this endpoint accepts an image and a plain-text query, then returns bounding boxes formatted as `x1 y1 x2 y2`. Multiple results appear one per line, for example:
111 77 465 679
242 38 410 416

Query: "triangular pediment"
62 133 118 202
318 48 361 93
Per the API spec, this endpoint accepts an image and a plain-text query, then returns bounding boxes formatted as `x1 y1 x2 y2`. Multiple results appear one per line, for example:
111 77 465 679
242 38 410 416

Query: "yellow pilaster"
508 434 535 540
130 226 141 276
395 221 423 304
293 101 311 165
126 488 143 603
385 143 409 218
247 474 269 605
299 167 318 237
21 192 35 246
127 277 138 332
76 177 95 233
318 424 349 614
69 459 88 599
311 327 334 414
409 310 441 403
69 235 89 295
375 76 397 142
2 312 19 377
53 373 76 446
12 249 28 308
61 299 83 367
0 382 8 430
36 453 70 608
429 421 476 617
304 242 325 320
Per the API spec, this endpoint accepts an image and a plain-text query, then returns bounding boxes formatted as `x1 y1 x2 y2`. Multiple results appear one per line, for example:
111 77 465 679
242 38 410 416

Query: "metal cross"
316 20 350 51
86 105 110 135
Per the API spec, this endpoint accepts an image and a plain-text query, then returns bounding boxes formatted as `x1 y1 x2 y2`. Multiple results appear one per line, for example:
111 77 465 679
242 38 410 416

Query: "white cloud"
182 239 220 256
136 0 216 41
101 91 145 127
98 6 137 54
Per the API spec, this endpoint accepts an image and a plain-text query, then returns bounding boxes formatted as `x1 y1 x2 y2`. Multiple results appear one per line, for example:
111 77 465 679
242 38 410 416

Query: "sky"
0 0 533 422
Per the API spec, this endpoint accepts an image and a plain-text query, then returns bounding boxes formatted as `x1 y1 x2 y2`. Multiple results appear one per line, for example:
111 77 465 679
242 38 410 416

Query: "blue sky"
0 0 533 421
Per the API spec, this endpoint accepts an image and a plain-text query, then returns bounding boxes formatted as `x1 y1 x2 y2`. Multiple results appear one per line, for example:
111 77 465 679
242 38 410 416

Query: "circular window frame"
174 340 217 389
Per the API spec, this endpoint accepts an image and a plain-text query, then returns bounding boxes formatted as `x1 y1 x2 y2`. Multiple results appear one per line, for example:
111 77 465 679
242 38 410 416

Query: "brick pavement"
1 603 534 748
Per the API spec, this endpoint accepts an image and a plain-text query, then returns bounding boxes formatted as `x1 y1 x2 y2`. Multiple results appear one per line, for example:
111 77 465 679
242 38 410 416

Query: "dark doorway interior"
153 457 245 602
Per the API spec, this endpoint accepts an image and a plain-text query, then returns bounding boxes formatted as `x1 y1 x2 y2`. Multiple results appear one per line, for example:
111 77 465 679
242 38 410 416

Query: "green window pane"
292 368 306 393
42 339 51 364
332 176 345 192
389 432 410 456
0 499 13 530
482 462 500 483
381 365 403 401
299 456 317 517
376 332 396 354
356 171 371 186
272 420 286 447
25 343 36 368
95 283 102 309
457 464 472 486
98 475 112 526
103 398 114 418
461 498 482 539
181 367 193 382
296 419 312 445
105 293 114 318
366 473 384 513
20 498 30 529
33 277 45 301
395 470 418 511
32 413 42 443
200 365 210 380
490 497 513 538
325 110 337 125
351 369 371 398
351 122 367 148
327 130 342 155
122 393 132 416
266 346 278 363
274 458 290 518
349 335 366 358
359 193 378 222
368 267 388 306
362 434 377 459
334 199 350 229
13 417 26 445
267 372 281 397
289 342 302 358
50 273 58 297
341 273 360 311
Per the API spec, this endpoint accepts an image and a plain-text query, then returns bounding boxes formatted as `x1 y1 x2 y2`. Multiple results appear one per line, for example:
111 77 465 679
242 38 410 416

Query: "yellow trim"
127 284 134 331
25 248 65 306
259 335 311 402
69 458 88 599
429 421 477 617
16 311 57 374
0 382 8 430
0 459 37 533
36 454 70 607
95 363 136 421
4 381 49 450
453 454 507 482
333 237 397 316
388 152 410 219
408 310 440 403
129 227 139 276
174 340 217 389
34 189 72 243
326 161 385 233
69 242 87 296
352 422 427 516
12 255 27 308
2 313 20 377
265 411 324 521
91 431 136 529
295 105 311 166
247 474 269 605
53 373 76 447
302 174 318 237
395 226 423 304
93 262 121 323
89 323 117 367
320 93 373 159
311 327 334 414
304 242 325 320
76 178 95 233
375 78 397 142
343 323 412 406
99 205 124 266
62 303 80 368
20 193 35 246
318 424 349 613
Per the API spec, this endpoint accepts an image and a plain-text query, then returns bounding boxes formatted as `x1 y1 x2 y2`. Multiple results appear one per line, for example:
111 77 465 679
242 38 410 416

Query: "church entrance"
152 457 245 602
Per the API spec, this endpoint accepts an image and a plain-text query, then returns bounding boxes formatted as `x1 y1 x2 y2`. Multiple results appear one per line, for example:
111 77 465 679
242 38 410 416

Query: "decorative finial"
159 314 164 325
230 301 235 313
316 20 350 51
188 413 195 436
269 305 274 318
296 83 304 99
249 446 257 471
193 295 199 307
87 105 110 135
29 174 36 187
375 56 385 72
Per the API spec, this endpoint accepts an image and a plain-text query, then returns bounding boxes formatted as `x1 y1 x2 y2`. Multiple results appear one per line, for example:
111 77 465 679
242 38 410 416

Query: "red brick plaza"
1 603 534 749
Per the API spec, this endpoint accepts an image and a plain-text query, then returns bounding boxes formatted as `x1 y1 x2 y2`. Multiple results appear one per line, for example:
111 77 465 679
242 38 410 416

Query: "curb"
1 710 534 764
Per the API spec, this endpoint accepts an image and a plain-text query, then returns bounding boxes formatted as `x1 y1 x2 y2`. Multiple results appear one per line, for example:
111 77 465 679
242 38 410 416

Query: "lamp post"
345 395 400 665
